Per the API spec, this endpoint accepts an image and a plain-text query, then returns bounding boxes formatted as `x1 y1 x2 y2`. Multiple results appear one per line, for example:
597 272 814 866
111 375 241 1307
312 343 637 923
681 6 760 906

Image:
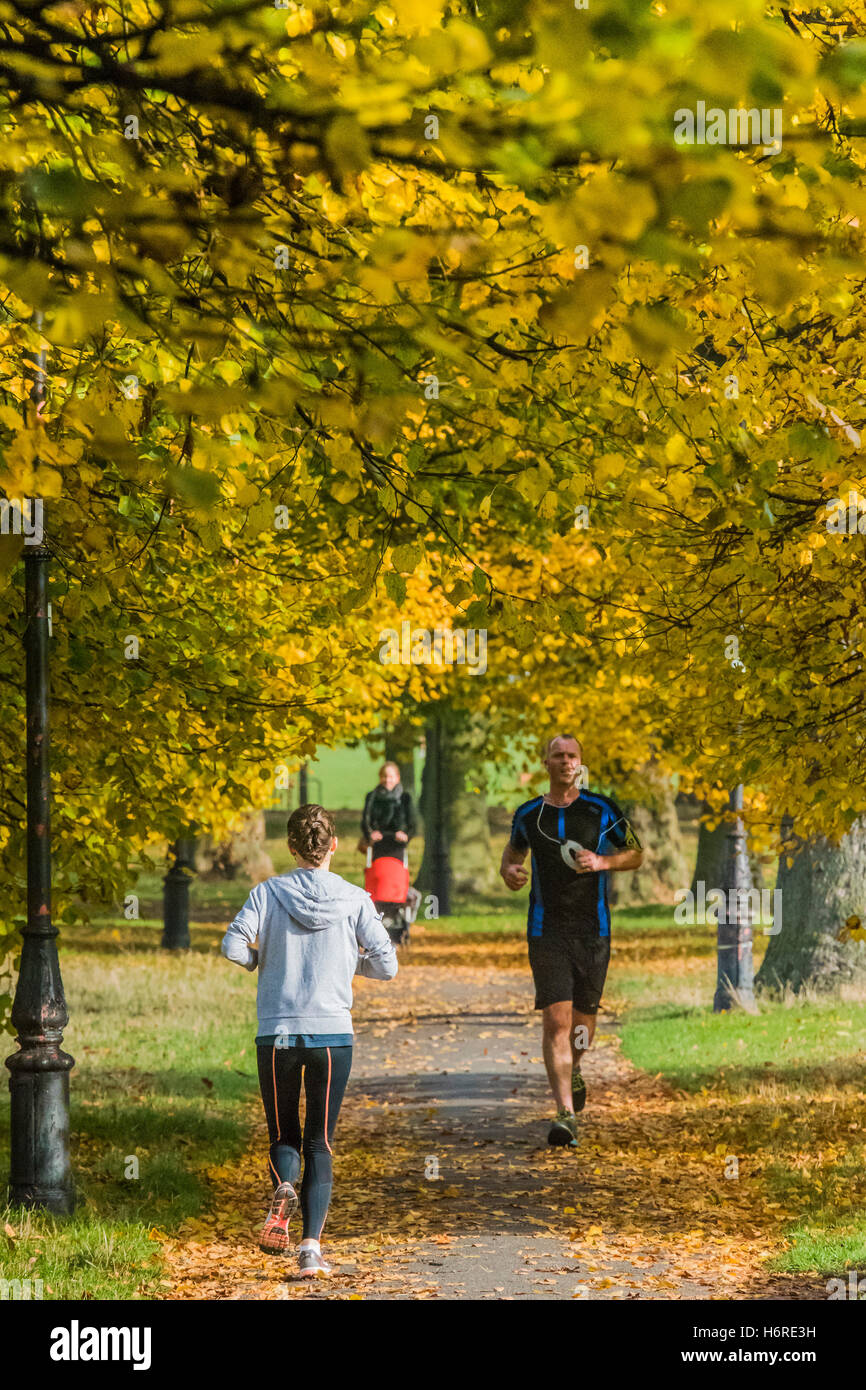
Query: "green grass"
618 963 866 1278
772 1227 866 1279
619 995 866 1091
419 892 526 934
0 1209 165 1301
111 836 357 923
764 1151 866 1279
1 941 259 1299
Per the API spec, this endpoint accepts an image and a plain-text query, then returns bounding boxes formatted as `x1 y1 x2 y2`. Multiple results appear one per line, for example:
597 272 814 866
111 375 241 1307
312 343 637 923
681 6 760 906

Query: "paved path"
166 953 827 1301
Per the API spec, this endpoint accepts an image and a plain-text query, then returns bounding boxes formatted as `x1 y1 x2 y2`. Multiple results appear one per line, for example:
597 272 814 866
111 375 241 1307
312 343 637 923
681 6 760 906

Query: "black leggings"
257 1044 353 1240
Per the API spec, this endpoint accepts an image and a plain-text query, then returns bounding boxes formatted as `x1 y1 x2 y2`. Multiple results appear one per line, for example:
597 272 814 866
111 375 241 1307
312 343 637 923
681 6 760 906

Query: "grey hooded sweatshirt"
221 869 398 1036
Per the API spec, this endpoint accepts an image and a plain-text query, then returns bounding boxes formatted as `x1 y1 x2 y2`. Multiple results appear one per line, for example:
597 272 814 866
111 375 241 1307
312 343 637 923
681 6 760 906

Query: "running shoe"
572 1069 587 1113
547 1108 579 1148
259 1181 298 1255
297 1247 332 1278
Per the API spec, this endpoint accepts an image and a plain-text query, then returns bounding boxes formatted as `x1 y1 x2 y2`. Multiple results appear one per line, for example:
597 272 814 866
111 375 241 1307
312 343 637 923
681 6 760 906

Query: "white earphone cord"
535 799 627 849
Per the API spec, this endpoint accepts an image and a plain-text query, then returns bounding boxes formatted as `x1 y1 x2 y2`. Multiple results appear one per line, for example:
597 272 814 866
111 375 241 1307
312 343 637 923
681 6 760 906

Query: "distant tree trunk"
195 811 274 883
162 837 195 950
690 803 729 900
613 777 689 906
756 816 866 993
384 721 417 797
416 708 496 899
416 711 451 914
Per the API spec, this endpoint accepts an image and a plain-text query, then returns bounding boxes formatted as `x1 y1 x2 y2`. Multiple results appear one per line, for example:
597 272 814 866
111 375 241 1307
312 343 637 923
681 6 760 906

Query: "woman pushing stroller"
359 762 420 946
360 761 417 860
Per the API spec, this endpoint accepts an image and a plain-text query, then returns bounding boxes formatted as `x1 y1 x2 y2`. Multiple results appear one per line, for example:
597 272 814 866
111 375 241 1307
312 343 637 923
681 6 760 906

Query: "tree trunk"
612 778 689 906
194 811 274 883
384 721 417 797
416 708 496 898
690 803 729 901
756 816 866 993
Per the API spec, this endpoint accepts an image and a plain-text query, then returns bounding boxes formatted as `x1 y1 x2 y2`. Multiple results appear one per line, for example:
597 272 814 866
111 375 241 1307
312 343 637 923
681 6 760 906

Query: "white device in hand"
537 765 614 874
560 839 586 871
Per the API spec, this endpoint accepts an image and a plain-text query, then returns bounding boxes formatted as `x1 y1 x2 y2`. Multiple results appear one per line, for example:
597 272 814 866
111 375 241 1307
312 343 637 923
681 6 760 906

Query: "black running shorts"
528 931 611 1013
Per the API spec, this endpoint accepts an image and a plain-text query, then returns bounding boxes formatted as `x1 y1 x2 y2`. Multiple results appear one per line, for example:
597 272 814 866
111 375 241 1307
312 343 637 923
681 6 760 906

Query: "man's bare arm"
500 842 526 870
576 848 643 874
500 841 529 889
603 848 643 872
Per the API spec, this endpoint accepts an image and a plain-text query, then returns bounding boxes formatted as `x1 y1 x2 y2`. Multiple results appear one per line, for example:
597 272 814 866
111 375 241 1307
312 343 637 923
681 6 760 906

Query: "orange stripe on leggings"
317 1047 334 1240
323 1047 333 1155
272 1045 281 1141
268 1046 282 1186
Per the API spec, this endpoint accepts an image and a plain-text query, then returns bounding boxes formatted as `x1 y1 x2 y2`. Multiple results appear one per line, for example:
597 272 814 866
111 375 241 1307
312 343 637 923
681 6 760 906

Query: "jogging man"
500 735 643 1148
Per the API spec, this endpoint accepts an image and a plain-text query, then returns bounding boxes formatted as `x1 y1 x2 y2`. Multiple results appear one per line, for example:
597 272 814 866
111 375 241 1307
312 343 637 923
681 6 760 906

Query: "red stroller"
364 845 421 946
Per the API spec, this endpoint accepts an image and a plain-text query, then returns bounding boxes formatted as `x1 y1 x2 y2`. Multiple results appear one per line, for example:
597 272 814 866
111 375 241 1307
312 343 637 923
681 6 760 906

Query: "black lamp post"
298 763 309 805
713 784 757 1012
5 543 75 1213
161 838 195 950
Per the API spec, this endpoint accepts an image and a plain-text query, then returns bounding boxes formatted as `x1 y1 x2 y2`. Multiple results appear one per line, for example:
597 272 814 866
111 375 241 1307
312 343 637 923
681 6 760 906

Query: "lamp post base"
6 1046 75 1215
713 785 758 1013
714 911 758 1014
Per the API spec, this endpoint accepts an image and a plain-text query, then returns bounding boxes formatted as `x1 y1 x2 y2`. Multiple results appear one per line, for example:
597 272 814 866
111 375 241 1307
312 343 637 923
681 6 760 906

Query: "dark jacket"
361 784 417 844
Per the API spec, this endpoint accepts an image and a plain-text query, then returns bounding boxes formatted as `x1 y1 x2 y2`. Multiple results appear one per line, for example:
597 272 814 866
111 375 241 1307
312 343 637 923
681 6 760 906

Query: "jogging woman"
221 803 398 1276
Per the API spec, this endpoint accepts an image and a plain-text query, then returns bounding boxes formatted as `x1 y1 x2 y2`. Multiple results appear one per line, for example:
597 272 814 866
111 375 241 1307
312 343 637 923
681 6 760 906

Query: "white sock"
299 1238 320 1253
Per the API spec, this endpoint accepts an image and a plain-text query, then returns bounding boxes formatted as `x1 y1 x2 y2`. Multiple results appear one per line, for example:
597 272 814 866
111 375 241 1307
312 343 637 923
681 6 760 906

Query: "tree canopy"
3 0 866 1015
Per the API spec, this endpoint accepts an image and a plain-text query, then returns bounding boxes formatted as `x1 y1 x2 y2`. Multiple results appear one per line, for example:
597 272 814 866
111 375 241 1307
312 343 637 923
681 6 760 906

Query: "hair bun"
286 804 336 866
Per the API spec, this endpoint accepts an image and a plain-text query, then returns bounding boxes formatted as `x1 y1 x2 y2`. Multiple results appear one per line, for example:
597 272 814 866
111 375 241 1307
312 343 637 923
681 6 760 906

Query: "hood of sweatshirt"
262 869 361 931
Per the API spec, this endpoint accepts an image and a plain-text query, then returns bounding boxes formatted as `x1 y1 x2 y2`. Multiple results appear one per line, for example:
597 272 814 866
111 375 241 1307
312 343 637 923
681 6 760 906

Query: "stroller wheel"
377 901 410 948
385 921 409 948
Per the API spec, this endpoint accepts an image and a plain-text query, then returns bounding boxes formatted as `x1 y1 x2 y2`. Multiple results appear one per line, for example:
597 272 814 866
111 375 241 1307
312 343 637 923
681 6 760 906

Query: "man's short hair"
543 734 582 760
